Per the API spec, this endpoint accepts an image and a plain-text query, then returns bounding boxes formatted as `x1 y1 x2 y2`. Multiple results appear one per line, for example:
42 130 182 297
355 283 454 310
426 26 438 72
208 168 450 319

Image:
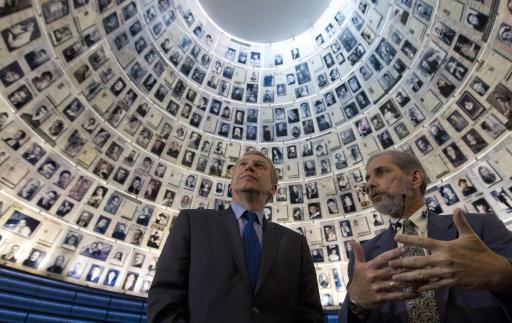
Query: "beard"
372 184 415 217
373 193 404 216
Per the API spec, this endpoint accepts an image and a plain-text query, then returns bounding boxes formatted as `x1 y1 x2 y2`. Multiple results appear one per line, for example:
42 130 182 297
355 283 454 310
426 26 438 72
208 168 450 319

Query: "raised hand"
389 208 512 293
347 240 418 309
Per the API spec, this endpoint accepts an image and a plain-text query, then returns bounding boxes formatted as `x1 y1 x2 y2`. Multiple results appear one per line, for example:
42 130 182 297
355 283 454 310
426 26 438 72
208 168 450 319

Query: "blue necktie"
243 211 262 290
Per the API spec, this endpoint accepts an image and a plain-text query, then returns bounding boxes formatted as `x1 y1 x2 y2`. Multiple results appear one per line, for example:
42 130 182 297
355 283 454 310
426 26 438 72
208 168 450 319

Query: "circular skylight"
198 0 332 43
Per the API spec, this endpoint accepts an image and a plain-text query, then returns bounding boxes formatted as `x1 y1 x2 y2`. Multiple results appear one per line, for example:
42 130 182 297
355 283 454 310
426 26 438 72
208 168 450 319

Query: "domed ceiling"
197 0 331 43
0 0 511 305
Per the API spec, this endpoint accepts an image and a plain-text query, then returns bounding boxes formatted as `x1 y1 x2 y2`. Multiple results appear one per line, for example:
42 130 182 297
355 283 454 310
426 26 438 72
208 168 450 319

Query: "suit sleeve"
479 212 512 318
339 251 370 323
148 211 191 323
297 235 324 323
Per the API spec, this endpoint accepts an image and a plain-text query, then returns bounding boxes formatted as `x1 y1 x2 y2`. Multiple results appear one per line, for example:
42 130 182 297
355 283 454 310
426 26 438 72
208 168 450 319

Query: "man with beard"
341 150 512 323
149 150 322 323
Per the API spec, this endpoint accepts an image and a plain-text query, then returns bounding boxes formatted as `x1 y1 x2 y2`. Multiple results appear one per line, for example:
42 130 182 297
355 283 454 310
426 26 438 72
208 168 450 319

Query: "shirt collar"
231 202 264 224
401 205 428 233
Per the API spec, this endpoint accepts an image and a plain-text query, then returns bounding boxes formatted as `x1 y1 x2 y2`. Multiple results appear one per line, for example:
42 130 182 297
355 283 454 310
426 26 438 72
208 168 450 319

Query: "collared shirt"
398 205 428 251
231 202 263 246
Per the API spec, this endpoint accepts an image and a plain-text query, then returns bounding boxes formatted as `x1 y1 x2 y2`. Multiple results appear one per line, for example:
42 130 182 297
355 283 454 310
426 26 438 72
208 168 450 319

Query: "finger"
368 266 407 284
388 255 434 269
416 278 456 292
368 247 407 269
350 240 365 263
453 208 473 236
372 280 410 292
392 267 447 283
394 234 439 250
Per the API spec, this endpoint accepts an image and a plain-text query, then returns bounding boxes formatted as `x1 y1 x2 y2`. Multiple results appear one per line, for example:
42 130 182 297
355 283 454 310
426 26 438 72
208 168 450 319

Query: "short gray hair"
367 150 428 195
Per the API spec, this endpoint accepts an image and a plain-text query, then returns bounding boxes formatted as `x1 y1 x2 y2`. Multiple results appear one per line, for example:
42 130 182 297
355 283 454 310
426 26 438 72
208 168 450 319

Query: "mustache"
360 184 391 198
368 189 390 198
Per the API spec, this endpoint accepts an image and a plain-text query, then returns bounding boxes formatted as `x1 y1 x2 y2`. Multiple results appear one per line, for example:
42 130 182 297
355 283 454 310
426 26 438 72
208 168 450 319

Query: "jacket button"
252 306 260 315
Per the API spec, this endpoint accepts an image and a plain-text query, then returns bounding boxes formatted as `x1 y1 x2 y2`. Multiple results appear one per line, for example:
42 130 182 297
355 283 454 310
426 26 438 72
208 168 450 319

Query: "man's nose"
243 162 255 171
365 177 377 191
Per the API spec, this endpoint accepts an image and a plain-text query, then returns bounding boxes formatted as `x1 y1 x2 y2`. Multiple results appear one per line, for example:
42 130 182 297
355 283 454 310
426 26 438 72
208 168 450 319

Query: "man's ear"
269 184 277 196
410 169 424 189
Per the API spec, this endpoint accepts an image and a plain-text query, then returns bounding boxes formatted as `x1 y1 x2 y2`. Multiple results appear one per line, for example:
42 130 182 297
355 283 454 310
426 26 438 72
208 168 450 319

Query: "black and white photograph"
394 122 409 139
438 184 460 206
22 143 46 165
25 48 50 70
456 91 485 120
3 210 40 238
444 56 468 82
22 248 45 269
453 34 481 63
1 17 41 52
456 176 477 197
415 135 433 155
472 197 494 214
473 161 501 187
470 77 489 97
432 21 456 46
0 61 24 87
464 8 488 33
7 85 33 109
496 23 512 49
429 122 450 146
36 189 59 210
446 110 468 132
50 24 73 46
490 188 512 212
407 104 425 127
479 114 506 139
79 239 112 261
418 46 446 79
379 99 401 126
486 83 512 123
461 129 487 154
0 0 31 17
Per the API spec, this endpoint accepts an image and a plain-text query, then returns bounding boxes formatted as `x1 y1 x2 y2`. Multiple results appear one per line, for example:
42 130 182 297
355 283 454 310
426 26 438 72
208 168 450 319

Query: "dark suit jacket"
149 207 323 323
340 211 512 323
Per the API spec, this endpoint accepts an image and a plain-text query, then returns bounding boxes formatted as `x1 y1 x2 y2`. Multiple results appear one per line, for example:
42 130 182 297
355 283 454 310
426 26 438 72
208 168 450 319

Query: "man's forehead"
365 155 396 172
238 154 268 164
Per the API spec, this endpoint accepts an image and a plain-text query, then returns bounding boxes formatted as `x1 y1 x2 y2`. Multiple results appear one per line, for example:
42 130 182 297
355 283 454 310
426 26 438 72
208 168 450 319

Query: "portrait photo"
456 91 485 120
79 238 113 261
1 17 41 52
473 161 501 187
2 210 40 238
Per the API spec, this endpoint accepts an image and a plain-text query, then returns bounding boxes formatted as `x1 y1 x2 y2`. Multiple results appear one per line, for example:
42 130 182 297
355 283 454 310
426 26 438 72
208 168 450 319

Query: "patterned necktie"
402 219 440 323
243 211 262 290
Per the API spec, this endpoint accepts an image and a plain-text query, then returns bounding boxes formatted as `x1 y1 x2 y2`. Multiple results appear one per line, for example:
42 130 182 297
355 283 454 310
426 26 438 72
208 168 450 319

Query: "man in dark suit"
149 150 323 323
341 150 512 323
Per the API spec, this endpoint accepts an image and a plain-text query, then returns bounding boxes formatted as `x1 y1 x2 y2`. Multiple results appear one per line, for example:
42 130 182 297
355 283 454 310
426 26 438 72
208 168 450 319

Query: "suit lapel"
374 226 409 322
427 211 457 323
374 226 397 254
216 207 253 293
255 221 281 294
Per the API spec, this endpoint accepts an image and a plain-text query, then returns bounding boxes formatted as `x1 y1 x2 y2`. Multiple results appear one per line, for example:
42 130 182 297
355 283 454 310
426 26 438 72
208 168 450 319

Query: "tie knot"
244 211 259 224
402 219 417 235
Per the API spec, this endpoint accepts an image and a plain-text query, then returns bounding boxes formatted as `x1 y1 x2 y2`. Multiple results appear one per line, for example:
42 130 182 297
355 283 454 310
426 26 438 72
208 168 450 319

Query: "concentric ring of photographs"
0 0 511 302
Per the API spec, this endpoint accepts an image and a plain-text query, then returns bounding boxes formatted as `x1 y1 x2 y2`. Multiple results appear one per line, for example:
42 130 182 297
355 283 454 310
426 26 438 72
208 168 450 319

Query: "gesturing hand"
389 208 512 293
347 240 418 309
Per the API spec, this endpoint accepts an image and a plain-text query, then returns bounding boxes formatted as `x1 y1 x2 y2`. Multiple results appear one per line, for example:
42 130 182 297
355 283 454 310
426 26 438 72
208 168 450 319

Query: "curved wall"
0 0 511 309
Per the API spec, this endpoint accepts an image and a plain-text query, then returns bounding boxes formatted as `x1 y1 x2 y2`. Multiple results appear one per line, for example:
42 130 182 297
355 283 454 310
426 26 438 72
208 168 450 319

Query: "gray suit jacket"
340 211 512 323
148 207 323 323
